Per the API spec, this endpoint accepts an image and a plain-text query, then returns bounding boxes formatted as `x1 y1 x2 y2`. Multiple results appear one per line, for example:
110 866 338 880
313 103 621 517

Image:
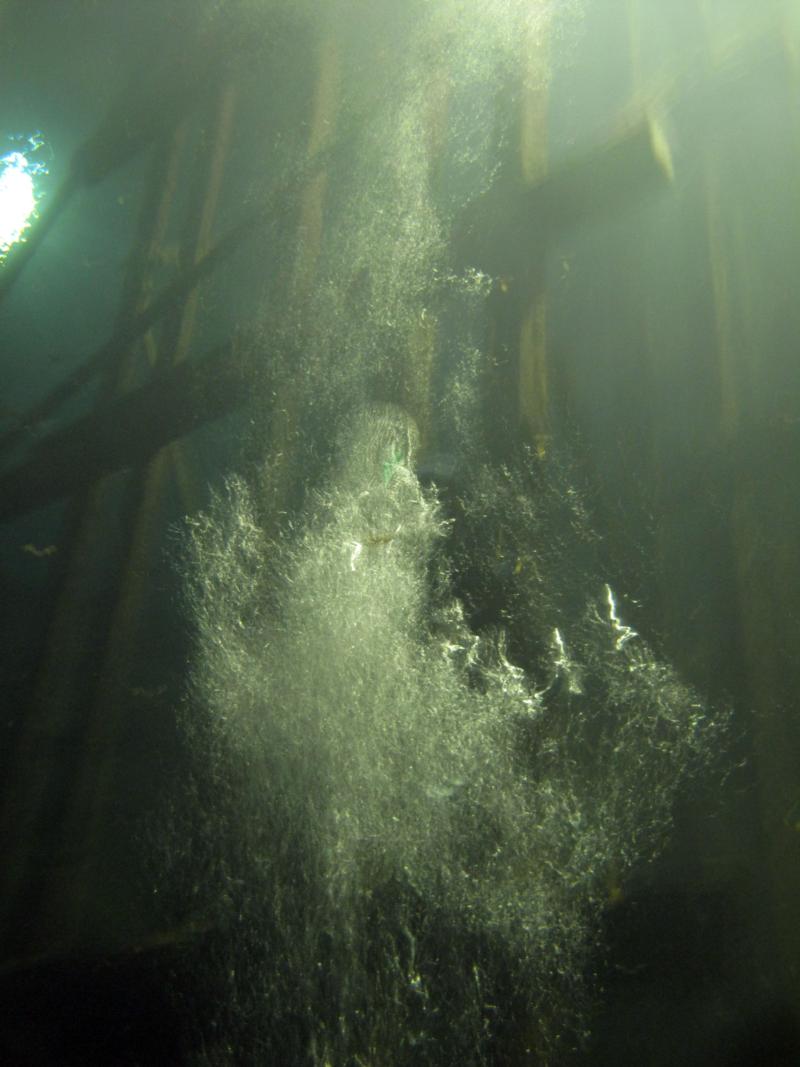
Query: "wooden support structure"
0 123 190 954
0 73 243 957
457 106 671 462
616 0 800 1035
54 82 240 950
0 27 226 306
2 13 797 1057
697 1 800 1020
517 22 551 452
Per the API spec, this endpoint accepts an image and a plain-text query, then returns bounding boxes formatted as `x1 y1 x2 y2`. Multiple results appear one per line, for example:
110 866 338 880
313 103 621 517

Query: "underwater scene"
0 1 799 1064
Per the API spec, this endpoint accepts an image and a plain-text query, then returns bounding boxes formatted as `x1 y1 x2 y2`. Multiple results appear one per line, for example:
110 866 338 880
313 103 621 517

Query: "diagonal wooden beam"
0 336 264 523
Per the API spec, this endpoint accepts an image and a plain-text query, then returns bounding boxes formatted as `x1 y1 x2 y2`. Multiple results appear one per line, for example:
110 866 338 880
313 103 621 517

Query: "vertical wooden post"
53 82 240 950
0 122 190 957
479 23 552 460
518 24 551 453
293 35 340 302
0 75 242 957
264 32 340 526
698 0 800 1017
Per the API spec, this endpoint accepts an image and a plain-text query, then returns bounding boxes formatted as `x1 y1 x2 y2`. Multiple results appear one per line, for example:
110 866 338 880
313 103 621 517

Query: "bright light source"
0 151 36 256
0 134 49 260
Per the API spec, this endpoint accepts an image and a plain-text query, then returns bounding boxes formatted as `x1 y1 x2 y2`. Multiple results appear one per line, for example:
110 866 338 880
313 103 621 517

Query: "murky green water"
1 1 799 1064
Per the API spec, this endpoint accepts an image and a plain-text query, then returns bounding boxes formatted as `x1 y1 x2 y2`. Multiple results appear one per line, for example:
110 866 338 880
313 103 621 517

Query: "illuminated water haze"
171 1 721 1061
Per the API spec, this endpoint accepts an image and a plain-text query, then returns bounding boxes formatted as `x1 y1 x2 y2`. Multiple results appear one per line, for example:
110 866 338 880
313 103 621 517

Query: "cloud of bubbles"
174 404 720 1063
166 1 723 1062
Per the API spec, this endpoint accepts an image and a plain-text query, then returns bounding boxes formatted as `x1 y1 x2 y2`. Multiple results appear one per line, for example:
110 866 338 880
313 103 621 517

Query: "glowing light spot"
348 540 363 571
0 151 37 257
604 582 638 650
